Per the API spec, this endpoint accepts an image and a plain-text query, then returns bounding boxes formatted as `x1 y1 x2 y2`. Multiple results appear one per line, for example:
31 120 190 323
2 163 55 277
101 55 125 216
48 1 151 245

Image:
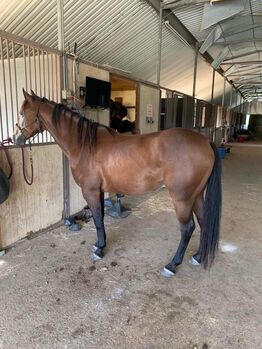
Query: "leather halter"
16 98 44 139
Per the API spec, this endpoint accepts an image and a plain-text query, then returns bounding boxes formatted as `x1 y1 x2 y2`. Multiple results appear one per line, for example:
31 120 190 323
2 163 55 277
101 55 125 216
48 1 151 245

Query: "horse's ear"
30 89 37 97
23 88 33 103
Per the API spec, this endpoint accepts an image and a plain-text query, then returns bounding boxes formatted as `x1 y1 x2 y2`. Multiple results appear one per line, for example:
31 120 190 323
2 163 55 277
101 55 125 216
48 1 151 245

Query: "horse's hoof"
91 245 98 253
190 256 201 266
91 252 102 262
161 267 175 278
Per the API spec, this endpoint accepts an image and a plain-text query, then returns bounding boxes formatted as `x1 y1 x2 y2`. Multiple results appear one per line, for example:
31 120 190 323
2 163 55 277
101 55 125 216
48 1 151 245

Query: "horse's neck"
40 104 81 158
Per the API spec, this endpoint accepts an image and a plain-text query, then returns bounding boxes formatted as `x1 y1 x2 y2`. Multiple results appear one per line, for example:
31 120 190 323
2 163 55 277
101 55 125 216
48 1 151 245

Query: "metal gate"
0 30 61 144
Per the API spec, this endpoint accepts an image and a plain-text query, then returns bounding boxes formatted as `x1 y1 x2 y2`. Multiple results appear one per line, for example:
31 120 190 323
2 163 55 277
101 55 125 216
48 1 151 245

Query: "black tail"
200 142 222 269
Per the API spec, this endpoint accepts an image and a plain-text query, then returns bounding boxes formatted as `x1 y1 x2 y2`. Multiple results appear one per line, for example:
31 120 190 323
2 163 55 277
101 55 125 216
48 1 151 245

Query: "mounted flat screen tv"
85 77 111 108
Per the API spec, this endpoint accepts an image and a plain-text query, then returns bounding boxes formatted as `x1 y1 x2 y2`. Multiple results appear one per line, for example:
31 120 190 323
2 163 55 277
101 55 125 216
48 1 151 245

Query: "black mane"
51 103 114 150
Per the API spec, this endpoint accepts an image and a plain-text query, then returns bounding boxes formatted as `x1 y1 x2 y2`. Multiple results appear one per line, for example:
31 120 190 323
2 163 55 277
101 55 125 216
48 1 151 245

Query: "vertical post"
211 69 216 142
221 78 226 144
222 77 226 107
6 39 15 133
211 68 215 103
57 0 70 219
229 84 233 108
192 43 198 98
192 44 198 131
156 3 163 86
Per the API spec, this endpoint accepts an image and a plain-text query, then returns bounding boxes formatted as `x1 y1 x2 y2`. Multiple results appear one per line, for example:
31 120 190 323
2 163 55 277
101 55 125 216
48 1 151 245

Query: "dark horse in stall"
110 99 138 134
13 90 222 276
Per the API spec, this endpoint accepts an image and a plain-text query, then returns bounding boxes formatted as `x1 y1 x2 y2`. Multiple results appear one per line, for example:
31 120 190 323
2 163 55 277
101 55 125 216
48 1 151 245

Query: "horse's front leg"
82 189 106 261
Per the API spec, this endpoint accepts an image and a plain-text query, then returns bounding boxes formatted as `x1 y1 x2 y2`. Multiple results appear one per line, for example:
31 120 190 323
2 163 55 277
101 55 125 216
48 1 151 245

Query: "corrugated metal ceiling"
0 0 260 101
173 0 262 100
0 0 194 93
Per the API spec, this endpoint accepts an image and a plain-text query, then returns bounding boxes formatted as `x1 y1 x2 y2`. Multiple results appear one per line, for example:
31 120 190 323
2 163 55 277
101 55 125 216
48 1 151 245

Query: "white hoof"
190 256 200 266
91 245 98 253
161 267 175 278
91 253 102 262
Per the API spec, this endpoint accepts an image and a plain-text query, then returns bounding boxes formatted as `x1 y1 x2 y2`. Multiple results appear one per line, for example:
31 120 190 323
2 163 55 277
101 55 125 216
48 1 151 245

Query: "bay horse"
13 90 222 277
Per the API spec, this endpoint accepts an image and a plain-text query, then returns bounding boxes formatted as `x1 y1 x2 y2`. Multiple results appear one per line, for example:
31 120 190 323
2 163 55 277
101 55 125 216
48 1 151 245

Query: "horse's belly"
101 172 163 195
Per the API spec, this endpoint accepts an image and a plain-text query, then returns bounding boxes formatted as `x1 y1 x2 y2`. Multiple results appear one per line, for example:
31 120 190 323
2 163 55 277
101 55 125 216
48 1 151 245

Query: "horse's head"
13 89 44 145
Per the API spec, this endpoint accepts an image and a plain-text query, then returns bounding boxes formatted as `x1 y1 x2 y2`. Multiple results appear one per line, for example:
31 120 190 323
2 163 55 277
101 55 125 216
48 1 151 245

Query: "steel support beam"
146 0 225 75
222 77 226 107
221 61 262 65
192 43 198 97
223 49 262 62
58 0 70 219
156 4 163 85
211 68 215 103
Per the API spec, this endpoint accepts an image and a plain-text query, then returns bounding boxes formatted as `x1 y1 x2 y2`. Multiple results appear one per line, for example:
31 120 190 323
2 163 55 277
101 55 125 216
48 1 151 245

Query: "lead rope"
0 138 13 179
21 142 34 185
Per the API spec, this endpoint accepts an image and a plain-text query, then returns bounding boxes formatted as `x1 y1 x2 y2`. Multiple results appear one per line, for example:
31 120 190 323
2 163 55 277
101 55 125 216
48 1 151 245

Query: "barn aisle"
0 145 261 349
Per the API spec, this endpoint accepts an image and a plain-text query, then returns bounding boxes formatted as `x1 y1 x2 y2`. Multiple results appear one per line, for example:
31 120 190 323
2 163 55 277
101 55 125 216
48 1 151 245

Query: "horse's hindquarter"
159 128 214 201
96 132 164 195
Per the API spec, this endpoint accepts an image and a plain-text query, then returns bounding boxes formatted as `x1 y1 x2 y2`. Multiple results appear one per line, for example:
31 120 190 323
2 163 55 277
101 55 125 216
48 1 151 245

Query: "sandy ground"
0 144 262 349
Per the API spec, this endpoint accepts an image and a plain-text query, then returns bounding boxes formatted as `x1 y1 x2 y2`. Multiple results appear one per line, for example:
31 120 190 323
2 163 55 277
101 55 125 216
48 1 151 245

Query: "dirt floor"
0 144 262 349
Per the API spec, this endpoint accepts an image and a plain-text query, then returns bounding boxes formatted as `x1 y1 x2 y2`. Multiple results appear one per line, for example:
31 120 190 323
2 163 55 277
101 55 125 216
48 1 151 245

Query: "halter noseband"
16 98 44 139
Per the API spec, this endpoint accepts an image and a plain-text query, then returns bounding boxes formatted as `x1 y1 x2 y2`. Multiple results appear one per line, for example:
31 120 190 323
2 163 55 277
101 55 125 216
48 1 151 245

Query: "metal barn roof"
0 0 261 102
173 0 262 101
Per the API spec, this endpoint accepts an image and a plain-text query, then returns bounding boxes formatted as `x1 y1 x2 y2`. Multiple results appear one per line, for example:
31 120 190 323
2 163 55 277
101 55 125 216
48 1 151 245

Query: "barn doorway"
110 74 138 133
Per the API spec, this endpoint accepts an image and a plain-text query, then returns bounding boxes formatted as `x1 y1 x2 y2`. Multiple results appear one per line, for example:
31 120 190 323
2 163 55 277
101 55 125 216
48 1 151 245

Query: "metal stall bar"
11 41 19 122
46 51 51 142
42 50 47 142
28 46 32 91
27 45 35 142
23 45 28 92
38 49 43 143
33 48 40 143
6 39 15 133
0 37 8 140
49 53 55 142
33 48 37 92
157 2 163 86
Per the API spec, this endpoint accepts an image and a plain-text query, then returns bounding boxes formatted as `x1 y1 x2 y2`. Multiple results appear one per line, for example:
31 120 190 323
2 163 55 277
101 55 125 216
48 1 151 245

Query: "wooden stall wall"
0 144 63 248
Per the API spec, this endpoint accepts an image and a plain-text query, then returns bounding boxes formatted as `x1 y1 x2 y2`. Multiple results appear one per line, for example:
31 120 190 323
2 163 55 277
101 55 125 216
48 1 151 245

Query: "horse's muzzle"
13 133 26 145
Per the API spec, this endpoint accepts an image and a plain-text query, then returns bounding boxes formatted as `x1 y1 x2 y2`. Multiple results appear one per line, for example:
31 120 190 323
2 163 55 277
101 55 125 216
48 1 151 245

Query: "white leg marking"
190 256 201 266
161 267 175 278
91 245 98 253
91 253 102 262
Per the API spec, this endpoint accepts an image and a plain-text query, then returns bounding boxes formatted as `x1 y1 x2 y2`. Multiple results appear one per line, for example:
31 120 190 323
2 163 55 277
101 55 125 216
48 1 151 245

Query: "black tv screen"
85 77 111 108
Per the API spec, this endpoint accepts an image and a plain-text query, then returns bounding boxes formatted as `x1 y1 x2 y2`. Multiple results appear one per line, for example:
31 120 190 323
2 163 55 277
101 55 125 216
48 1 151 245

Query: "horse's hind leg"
191 192 204 266
162 199 195 277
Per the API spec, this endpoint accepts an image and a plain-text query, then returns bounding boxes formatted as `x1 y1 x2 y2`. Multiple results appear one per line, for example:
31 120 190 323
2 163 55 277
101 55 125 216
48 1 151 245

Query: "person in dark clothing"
110 100 139 134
